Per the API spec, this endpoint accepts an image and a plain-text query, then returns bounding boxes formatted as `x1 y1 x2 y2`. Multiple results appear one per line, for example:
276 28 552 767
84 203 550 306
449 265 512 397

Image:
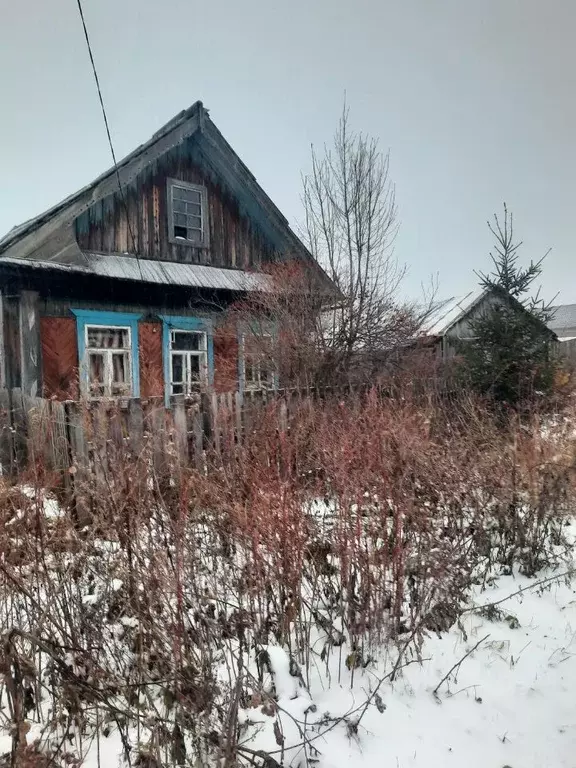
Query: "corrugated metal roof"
422 289 486 337
549 304 576 333
0 253 272 292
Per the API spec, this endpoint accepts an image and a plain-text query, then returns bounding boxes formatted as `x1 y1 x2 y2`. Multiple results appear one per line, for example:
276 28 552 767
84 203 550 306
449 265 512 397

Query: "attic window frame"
167 178 210 249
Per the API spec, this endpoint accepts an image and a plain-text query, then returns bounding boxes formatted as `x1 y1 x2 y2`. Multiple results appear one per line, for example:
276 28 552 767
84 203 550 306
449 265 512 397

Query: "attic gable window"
168 179 209 247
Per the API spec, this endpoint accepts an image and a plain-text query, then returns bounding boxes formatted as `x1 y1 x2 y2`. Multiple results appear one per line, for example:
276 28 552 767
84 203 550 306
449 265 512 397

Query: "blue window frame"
72 310 142 398
160 315 214 405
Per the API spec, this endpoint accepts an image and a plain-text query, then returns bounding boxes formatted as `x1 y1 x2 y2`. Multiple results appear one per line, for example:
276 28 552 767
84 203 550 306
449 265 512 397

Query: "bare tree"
301 104 428 382
222 106 435 391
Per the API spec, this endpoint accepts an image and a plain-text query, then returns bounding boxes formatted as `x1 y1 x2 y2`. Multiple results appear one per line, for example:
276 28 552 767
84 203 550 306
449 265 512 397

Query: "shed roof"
422 289 487 337
549 304 576 334
422 287 556 340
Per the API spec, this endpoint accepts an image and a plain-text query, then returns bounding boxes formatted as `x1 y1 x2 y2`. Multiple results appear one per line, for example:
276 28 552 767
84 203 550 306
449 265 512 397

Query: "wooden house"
0 101 334 402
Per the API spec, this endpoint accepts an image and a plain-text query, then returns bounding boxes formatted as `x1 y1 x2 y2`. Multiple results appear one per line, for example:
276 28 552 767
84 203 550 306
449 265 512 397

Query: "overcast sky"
1 0 574 301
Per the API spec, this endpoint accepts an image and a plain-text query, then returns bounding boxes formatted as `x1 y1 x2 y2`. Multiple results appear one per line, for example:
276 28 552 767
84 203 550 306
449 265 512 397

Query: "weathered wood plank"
235 391 243 445
211 393 221 459
152 185 161 257
48 399 69 471
0 389 14 476
65 401 91 522
128 398 144 456
192 406 204 471
11 389 27 472
150 401 167 480
19 291 41 398
173 395 188 464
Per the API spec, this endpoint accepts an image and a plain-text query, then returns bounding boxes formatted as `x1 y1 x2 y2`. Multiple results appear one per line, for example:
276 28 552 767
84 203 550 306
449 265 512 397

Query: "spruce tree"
459 205 556 407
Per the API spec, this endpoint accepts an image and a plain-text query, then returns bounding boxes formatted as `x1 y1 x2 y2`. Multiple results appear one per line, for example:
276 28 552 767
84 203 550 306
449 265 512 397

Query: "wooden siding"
40 317 79 399
3 297 21 389
213 328 239 393
75 138 276 269
139 321 164 399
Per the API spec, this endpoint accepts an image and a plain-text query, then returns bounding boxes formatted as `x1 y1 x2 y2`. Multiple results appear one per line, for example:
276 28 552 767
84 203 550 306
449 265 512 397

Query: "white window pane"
173 185 201 203
185 203 202 216
171 331 202 351
172 186 188 201
171 354 184 383
183 188 201 203
88 352 105 396
186 228 202 243
87 326 129 349
188 355 201 381
111 352 129 384
89 352 104 381
245 358 258 386
187 215 202 230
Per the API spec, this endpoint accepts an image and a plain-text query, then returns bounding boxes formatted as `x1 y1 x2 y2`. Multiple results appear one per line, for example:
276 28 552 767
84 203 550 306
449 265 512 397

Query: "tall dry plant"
0 390 574 766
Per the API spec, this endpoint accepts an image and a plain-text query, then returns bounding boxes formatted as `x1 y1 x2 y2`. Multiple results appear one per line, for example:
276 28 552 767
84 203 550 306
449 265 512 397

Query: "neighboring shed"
548 304 576 341
421 287 556 358
548 304 576 362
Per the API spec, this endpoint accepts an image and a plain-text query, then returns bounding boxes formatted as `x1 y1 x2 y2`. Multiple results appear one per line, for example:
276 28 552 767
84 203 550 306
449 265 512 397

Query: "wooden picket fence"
0 387 315 481
0 377 457 488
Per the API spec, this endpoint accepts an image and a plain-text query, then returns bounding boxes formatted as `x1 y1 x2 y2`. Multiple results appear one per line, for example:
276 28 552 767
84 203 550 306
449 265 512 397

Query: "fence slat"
173 395 189 465
11 389 27 472
192 407 204 472
235 391 243 446
0 385 323 484
128 398 144 456
0 389 14 476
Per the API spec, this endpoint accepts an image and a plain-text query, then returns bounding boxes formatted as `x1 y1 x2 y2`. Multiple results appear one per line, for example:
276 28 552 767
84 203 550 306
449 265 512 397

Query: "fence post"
235 391 243 446
173 395 189 466
65 400 91 525
0 389 14 476
128 398 144 457
200 392 213 452
150 400 168 483
212 394 222 460
192 406 204 472
10 389 28 473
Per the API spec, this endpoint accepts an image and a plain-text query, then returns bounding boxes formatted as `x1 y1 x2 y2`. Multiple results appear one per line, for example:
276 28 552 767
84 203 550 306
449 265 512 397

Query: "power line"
74 0 143 278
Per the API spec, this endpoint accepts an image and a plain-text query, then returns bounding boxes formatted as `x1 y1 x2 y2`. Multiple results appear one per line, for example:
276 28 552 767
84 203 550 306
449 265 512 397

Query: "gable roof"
421 288 487 337
548 304 576 338
422 286 556 340
0 101 334 294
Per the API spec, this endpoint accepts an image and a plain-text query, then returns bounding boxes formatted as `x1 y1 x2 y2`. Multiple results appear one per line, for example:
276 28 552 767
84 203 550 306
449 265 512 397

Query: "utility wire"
74 0 143 279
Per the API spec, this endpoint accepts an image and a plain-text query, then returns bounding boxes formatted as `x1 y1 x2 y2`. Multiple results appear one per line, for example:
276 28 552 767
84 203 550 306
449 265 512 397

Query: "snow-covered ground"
11 565 573 768
1 486 574 767
315 570 576 768
236 567 576 768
